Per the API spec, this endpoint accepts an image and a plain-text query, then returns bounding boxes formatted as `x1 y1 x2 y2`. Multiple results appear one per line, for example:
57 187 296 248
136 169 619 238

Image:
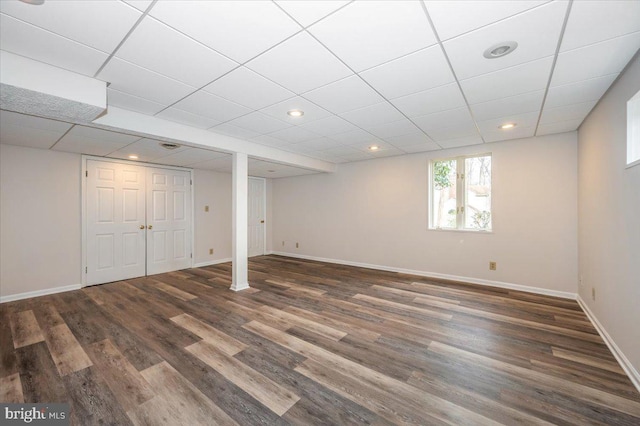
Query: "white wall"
193 169 232 265
272 132 579 295
0 144 82 297
578 53 640 376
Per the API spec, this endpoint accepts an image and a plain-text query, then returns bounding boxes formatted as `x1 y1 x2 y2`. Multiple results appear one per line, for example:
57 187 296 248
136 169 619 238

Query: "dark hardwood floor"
1 255 639 425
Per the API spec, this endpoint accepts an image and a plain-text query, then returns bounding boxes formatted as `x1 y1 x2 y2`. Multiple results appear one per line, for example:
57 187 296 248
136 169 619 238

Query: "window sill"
428 228 493 234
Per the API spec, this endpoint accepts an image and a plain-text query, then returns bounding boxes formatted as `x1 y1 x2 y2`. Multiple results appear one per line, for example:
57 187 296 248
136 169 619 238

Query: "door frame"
81 155 195 287
248 176 267 257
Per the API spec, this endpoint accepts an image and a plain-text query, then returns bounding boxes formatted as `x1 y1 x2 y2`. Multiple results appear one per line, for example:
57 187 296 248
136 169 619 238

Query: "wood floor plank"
170 313 247 356
42 324 93 376
0 372 24 403
10 310 45 348
258 305 347 341
283 305 381 342
151 280 197 301
551 347 626 374
186 340 300 416
353 293 453 321
131 361 237 426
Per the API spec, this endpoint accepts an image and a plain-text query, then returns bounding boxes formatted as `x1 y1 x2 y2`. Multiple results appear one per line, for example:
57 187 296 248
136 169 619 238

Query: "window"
429 154 492 231
627 89 640 167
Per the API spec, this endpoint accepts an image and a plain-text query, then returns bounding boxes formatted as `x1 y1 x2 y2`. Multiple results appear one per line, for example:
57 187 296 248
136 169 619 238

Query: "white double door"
86 160 191 285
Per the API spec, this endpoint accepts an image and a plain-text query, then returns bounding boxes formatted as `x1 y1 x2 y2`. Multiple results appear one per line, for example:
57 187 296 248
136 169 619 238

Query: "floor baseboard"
0 284 82 303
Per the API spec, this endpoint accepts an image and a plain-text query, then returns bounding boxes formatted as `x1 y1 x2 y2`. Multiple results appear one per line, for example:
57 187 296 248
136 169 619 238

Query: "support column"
231 152 249 291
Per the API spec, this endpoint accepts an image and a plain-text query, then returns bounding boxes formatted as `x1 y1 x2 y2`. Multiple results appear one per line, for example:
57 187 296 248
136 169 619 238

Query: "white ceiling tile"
1 110 73 133
156 108 221 129
551 32 640 87
266 126 319 144
476 111 539 134
429 123 479 142
366 119 421 139
0 116 68 150
437 135 484 149
247 32 352 94
360 45 454 99
190 155 232 171
561 0 640 52
66 125 141 144
482 125 536 143
309 0 437 72
116 17 238 87
204 67 294 110
391 83 466 118
539 100 597 125
250 134 294 148
369 148 405 158
444 1 567 80
108 138 189 162
545 74 618 109
259 97 331 125
122 1 152 12
303 75 384 114
348 140 397 152
298 115 358 136
158 148 228 166
275 1 349 27
413 107 475 133
400 142 442 153
424 0 548 41
172 91 252 123
107 88 166 115
226 112 292 134
330 129 380 145
460 56 553 104
470 90 544 121
210 123 260 140
98 58 196 105
288 137 344 152
384 132 434 148
0 14 108 77
536 119 582 136
0 0 141 53
150 1 300 63
341 102 405 130
53 125 141 156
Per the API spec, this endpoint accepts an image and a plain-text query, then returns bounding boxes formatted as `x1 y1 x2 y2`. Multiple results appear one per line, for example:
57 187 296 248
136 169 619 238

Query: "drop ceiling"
1 0 639 171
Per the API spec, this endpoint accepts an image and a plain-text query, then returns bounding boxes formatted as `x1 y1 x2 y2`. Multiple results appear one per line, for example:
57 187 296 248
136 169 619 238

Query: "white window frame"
428 153 492 232
627 89 640 168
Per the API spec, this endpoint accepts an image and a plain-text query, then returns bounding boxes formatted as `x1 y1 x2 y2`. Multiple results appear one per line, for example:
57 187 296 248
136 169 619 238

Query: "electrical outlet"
489 261 497 271
204 205 209 212
296 242 299 248
209 248 213 255
592 287 596 301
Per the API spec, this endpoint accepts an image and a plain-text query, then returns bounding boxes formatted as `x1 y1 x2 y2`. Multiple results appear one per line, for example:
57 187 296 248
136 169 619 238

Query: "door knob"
139 225 145 230
148 225 153 230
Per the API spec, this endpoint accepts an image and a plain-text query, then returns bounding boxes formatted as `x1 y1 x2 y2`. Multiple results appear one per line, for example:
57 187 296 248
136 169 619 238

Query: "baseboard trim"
193 258 232 268
0 284 82 304
577 296 640 392
270 251 577 300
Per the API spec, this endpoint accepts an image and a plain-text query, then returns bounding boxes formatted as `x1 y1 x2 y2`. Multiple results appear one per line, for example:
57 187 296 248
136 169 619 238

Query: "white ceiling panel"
158 147 228 166
476 111 539 134
545 74 618 109
444 1 567 80
98 58 196 105
536 119 583 136
156 108 221 129
309 1 437 72
108 138 189 162
0 110 71 150
330 128 380 145
116 17 238 88
482 125 535 143
250 134 294 148
122 1 152 12
0 14 108 77
260 96 332 125
391 83 466 118
366 119 421 140
413 107 475 133
0 0 141 53
204 67 294 110
437 135 484 149
190 155 232 171
551 32 640 87
461 56 553 104
368 147 405 158
172 91 252 123
348 140 396 152
539 100 597 125
384 132 435 148
275 0 349 27
424 0 548 41
53 125 141 156
303 75 384 114
210 123 260 140
341 102 405 130
287 137 344 152
360 45 454 99
226 112 292 134
560 0 640 52
246 32 352 94
429 123 479 142
1 110 73 133
107 88 166 115
298 115 359 136
150 1 300 63
266 126 320 144
470 90 544 122
400 141 442 153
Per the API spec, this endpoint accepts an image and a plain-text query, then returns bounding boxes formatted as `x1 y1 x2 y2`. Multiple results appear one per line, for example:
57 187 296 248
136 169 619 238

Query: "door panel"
86 160 146 285
248 177 265 257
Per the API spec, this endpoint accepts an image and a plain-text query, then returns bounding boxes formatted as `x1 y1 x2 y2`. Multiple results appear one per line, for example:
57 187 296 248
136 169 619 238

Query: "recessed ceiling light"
160 142 180 150
19 0 45 4
128 155 139 160
483 41 518 59
499 123 517 130
369 145 380 151
287 109 304 118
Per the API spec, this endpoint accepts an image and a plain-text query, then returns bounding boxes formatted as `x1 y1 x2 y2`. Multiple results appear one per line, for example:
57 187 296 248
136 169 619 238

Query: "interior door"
248 177 265 257
86 160 146 285
146 167 192 275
